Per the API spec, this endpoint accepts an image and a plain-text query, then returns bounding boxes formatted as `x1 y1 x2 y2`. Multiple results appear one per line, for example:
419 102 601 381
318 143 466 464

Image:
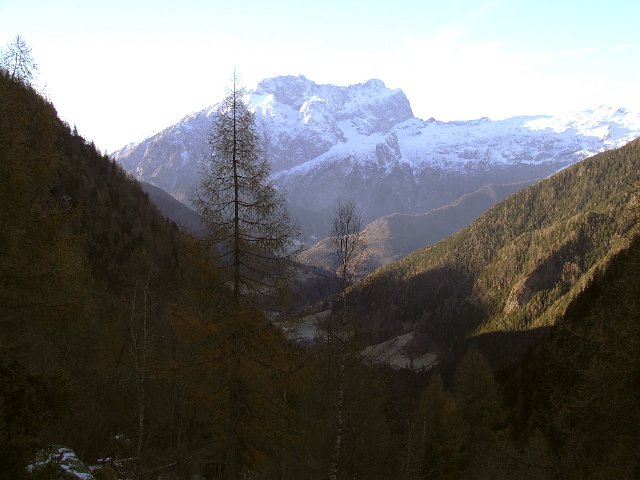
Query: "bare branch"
1 35 38 84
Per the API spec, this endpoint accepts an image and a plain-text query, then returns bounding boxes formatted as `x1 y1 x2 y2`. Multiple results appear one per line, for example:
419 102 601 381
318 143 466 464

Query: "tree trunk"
224 73 241 480
226 323 240 480
128 271 151 479
329 354 345 480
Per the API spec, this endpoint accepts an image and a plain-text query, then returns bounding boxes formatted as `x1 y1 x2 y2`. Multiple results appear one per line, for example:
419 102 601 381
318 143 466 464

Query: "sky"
2 0 639 152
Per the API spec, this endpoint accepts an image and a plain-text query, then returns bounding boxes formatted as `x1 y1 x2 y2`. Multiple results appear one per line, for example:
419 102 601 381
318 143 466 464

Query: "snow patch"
28 446 95 480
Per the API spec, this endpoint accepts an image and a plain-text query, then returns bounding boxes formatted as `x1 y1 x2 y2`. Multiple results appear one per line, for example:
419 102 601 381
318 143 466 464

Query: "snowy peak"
254 76 408 111
243 76 414 172
252 75 413 133
524 105 640 145
254 75 318 108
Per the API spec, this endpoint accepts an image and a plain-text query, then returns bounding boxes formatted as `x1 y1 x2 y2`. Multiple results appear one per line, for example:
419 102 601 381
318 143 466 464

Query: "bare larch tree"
193 72 299 480
194 72 299 308
1 35 38 84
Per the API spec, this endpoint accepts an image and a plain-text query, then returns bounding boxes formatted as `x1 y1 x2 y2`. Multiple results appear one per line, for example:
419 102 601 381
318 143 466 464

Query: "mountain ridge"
344 138 640 363
113 75 640 239
299 179 535 274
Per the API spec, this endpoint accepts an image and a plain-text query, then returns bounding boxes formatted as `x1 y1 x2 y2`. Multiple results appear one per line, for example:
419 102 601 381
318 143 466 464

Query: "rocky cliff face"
112 76 640 240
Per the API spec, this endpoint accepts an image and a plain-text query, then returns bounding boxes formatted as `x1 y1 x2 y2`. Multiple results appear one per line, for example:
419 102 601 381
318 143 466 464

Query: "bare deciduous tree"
328 199 367 480
332 200 367 293
1 35 38 84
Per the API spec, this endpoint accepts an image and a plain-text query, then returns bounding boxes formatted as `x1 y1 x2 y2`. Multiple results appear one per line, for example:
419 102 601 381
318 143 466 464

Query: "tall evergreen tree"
194 72 298 309
194 73 299 480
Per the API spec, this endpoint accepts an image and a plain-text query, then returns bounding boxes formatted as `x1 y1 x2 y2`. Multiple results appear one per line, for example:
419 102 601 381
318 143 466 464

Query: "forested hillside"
1 67 229 476
347 138 640 363
0 67 419 480
500 232 640 478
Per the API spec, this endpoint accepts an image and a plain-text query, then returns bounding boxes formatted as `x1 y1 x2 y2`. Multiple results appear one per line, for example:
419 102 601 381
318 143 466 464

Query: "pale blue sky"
2 0 639 151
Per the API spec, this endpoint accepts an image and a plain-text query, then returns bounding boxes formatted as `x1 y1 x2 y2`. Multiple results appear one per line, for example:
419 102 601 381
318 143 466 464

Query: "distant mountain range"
299 180 534 274
113 75 640 241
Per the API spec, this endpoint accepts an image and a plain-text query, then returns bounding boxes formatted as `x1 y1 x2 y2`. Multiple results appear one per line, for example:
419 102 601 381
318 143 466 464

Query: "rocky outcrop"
504 231 586 313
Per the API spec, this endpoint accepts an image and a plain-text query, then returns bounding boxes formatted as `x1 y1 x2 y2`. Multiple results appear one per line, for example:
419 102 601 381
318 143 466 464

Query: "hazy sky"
2 0 639 152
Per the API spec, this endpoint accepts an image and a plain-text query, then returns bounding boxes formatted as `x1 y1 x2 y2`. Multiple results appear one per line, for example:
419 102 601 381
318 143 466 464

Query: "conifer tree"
194 73 299 480
454 348 505 476
194 72 298 309
417 373 463 479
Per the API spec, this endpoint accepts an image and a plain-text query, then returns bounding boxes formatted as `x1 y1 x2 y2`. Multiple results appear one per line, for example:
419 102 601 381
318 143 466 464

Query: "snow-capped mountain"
113 75 640 239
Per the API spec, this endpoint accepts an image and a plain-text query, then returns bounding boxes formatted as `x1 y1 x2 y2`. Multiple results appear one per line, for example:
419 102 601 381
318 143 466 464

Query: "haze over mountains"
113 75 640 241
300 180 534 273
